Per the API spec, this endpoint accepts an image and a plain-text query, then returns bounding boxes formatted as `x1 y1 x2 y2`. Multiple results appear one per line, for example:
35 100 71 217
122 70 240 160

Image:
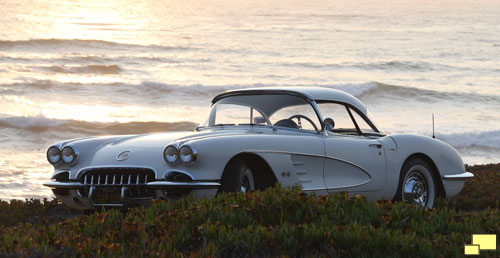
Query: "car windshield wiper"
196 124 236 131
212 123 236 127
237 123 267 126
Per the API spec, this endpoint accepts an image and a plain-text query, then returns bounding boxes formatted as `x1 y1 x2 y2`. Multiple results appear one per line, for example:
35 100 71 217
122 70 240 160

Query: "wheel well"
402 153 445 198
222 152 278 190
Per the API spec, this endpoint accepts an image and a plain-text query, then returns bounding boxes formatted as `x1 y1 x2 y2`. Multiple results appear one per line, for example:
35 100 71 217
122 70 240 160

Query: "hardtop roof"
212 86 368 115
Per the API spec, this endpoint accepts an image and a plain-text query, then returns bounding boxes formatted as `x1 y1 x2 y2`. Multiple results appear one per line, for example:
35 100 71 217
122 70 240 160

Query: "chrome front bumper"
43 181 221 190
441 171 473 198
442 171 474 180
44 180 221 208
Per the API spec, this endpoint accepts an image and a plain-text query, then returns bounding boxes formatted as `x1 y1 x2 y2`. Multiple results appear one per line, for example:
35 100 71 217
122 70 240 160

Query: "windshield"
200 94 321 132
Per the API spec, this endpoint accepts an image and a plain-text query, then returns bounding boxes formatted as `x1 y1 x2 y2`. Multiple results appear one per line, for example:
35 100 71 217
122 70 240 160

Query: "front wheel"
220 159 255 193
395 158 436 209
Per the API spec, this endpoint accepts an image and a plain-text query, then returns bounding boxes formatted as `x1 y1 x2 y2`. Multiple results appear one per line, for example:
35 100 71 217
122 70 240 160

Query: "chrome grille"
78 168 155 198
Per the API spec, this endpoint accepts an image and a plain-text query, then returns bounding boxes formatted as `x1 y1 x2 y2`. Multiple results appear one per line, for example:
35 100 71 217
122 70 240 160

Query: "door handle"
369 143 382 148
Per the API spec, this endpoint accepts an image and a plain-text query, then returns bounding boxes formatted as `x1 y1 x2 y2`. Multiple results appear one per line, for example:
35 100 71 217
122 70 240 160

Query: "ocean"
0 0 499 199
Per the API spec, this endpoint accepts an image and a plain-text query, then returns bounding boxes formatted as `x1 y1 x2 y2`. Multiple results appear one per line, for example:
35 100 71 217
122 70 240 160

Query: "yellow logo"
464 234 497 255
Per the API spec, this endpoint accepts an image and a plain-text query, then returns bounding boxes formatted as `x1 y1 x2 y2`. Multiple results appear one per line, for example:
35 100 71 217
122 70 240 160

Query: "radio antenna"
432 113 435 138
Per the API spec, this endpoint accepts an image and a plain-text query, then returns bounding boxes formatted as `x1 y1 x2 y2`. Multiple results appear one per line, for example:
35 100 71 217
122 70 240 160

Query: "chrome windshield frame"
200 92 325 134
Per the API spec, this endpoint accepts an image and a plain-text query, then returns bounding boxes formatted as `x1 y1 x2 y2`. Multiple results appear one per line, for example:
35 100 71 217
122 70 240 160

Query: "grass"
0 163 499 257
436 163 500 211
0 198 80 227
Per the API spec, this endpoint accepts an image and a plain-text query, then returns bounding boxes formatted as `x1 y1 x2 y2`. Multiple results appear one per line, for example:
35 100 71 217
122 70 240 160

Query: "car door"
316 102 386 192
323 135 386 191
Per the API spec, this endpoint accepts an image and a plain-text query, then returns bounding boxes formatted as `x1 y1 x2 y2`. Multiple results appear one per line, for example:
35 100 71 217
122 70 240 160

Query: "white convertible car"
44 87 473 210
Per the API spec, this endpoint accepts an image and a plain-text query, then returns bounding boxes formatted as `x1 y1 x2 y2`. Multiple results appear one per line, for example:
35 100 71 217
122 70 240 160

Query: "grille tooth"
105 174 109 185
84 175 88 185
136 174 140 185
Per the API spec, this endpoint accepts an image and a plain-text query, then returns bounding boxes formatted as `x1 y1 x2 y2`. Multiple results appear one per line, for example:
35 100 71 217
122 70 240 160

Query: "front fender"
384 134 467 198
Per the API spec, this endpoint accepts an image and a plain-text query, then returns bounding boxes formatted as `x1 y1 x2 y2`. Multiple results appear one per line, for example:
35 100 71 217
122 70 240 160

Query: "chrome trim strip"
302 179 371 191
324 178 371 190
301 187 326 191
442 172 474 179
272 126 321 135
248 150 373 179
43 182 82 189
148 181 220 189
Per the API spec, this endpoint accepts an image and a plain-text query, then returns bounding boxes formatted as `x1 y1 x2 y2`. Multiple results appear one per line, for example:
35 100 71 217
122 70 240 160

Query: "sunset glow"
1 0 500 199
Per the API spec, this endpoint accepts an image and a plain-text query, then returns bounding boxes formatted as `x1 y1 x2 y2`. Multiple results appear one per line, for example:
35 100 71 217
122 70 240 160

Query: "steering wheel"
288 114 319 131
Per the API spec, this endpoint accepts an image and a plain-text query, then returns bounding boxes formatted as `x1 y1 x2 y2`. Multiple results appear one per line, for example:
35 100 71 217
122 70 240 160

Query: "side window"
316 103 358 135
270 104 320 131
350 108 376 133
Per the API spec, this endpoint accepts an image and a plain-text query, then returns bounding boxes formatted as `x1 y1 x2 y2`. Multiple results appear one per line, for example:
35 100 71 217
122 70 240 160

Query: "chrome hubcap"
240 168 254 192
403 171 428 207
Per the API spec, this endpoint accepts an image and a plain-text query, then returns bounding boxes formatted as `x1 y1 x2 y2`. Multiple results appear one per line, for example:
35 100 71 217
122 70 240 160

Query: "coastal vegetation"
1 163 499 257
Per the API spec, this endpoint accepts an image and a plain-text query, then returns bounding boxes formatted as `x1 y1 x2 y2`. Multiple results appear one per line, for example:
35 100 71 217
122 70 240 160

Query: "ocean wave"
367 82 500 104
316 82 378 97
356 61 441 72
280 60 456 72
0 39 125 48
40 64 122 74
2 79 498 108
140 81 380 99
0 115 196 134
0 54 211 65
438 130 500 149
140 81 274 96
0 39 195 52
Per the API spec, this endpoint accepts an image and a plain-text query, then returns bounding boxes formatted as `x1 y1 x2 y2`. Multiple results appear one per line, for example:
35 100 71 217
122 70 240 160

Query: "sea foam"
438 130 500 150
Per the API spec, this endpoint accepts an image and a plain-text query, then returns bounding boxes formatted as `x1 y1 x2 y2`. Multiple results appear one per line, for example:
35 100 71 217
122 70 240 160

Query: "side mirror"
323 118 335 131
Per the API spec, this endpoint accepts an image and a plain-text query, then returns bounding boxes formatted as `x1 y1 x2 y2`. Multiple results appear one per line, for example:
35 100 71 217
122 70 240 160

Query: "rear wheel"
395 158 436 209
220 159 255 193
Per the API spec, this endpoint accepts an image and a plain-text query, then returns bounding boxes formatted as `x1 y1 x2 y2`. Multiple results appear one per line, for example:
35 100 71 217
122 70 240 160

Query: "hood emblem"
116 151 132 161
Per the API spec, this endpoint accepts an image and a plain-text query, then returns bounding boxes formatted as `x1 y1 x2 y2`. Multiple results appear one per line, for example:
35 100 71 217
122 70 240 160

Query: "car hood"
103 129 249 148
86 129 248 166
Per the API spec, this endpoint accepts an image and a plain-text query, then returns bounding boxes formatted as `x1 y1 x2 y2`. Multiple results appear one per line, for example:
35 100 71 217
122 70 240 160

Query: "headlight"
179 145 197 163
47 146 61 164
61 146 78 164
164 145 179 164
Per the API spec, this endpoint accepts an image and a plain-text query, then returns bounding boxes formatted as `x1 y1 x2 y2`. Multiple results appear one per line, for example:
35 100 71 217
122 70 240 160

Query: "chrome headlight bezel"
179 144 197 164
164 145 179 165
164 143 197 165
47 146 61 165
61 145 79 164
